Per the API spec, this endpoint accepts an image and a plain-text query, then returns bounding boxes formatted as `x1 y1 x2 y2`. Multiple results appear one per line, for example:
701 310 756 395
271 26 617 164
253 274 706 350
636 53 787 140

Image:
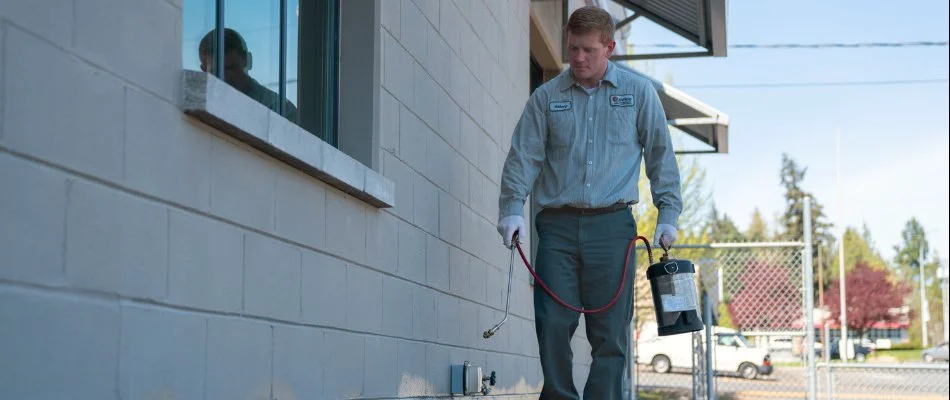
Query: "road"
635 364 949 400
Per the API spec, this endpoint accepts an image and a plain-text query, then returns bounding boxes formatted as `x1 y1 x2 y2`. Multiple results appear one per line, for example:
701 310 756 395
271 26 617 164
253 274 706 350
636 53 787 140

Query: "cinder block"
1 27 124 183
205 317 272 400
426 235 450 291
301 250 346 326
119 304 206 400
437 88 461 152
0 154 67 285
438 192 462 247
323 331 365 399
365 209 399 274
209 136 276 233
380 89 401 155
0 289 120 399
346 265 383 334
439 0 462 54
168 210 243 313
382 152 413 220
397 221 427 284
437 295 461 346
381 275 414 337
414 57 440 130
65 181 168 300
275 169 327 249
73 0 180 102
0 0 73 47
398 106 428 174
244 233 302 321
396 339 427 397
325 189 367 264
449 247 471 298
427 131 454 192
381 0 401 38
273 325 323 400
125 88 212 211
383 30 414 109
426 344 450 396
363 336 399 398
459 113 480 165
458 300 480 348
400 0 429 65
412 174 439 236
413 286 438 341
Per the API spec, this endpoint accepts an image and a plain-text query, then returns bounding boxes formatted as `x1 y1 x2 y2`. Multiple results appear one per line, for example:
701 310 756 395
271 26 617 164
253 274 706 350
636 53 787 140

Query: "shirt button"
588 139 593 143
586 183 591 187
588 161 593 165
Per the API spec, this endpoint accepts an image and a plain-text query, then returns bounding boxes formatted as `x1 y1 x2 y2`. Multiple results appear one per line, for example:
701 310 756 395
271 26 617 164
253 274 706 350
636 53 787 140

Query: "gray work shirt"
245 78 299 123
498 61 683 227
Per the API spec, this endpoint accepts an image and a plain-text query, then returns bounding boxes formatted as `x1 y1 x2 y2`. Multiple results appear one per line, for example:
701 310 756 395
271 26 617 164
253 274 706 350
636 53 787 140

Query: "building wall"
0 0 582 399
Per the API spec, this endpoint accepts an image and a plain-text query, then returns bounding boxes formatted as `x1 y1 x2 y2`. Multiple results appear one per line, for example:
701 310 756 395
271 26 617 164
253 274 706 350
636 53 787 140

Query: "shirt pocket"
547 108 575 148
608 105 637 145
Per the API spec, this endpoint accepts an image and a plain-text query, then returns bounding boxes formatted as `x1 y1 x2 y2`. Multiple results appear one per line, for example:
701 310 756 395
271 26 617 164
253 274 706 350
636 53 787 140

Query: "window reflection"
197 27 298 122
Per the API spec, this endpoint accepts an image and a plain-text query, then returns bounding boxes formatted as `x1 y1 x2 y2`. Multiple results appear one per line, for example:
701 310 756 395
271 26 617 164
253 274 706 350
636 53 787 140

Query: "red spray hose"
513 234 654 314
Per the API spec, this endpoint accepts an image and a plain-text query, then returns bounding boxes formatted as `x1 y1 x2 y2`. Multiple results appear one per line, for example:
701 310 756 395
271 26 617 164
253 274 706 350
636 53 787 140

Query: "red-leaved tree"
824 262 910 339
728 261 801 331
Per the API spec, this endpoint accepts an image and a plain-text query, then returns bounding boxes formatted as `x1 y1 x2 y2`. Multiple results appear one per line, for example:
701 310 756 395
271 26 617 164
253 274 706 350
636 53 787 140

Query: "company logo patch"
610 94 634 107
549 101 572 112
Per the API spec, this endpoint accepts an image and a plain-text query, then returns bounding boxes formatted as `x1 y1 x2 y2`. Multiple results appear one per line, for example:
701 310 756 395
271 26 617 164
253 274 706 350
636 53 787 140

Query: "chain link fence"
631 241 949 400
632 242 807 399
817 363 950 400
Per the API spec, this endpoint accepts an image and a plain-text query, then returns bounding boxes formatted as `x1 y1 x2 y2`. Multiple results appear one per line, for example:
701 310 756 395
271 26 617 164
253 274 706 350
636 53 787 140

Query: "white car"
637 325 773 379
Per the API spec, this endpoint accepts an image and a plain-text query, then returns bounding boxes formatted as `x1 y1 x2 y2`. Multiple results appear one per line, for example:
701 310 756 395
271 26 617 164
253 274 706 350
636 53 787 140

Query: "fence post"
824 323 832 400
804 197 817 400
704 292 716 400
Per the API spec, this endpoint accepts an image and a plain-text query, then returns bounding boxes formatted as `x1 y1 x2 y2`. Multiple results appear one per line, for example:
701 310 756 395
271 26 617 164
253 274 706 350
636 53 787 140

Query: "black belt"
546 202 631 216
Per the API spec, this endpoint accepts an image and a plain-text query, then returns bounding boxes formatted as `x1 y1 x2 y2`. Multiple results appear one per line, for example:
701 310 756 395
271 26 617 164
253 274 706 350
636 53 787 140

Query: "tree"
893 218 929 272
707 204 744 243
728 260 801 331
778 154 835 297
824 262 910 339
829 226 890 280
746 208 770 242
892 218 935 345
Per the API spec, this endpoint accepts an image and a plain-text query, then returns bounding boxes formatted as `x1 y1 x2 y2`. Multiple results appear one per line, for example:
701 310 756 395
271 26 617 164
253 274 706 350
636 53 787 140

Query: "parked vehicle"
819 340 873 362
921 342 949 363
637 326 773 379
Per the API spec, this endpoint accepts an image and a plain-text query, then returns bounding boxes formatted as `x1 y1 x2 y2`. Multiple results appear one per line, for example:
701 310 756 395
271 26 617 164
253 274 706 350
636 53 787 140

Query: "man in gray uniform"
198 28 298 123
496 6 682 399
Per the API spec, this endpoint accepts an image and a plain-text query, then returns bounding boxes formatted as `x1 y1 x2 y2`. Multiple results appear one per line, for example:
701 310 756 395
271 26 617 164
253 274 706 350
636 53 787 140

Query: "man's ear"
606 40 616 57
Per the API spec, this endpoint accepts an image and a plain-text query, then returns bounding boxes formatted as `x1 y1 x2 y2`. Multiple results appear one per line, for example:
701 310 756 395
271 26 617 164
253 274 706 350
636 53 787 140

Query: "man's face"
566 31 615 82
200 50 251 90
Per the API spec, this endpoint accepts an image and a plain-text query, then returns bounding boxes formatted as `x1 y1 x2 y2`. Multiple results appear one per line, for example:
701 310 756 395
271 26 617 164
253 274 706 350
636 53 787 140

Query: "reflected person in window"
198 28 298 123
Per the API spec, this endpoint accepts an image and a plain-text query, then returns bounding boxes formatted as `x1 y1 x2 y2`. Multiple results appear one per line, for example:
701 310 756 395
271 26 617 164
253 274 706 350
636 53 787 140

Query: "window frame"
209 0 341 147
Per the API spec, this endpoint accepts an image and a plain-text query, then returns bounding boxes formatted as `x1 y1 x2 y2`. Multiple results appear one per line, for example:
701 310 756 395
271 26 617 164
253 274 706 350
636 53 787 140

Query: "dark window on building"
183 0 340 146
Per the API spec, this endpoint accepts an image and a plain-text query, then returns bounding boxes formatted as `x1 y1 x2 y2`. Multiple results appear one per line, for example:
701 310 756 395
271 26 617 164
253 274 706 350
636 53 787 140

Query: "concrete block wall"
0 0 566 398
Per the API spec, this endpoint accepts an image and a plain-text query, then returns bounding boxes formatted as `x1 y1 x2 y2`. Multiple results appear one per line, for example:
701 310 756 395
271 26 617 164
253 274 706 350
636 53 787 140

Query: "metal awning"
618 64 729 154
610 0 728 60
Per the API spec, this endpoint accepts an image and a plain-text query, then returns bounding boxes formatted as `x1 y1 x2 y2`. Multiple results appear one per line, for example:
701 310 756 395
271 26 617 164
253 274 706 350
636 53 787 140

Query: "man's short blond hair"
565 6 615 44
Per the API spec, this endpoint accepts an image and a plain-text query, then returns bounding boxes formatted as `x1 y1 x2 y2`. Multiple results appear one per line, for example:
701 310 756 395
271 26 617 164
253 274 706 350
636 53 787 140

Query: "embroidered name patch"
549 101 572 112
610 94 634 107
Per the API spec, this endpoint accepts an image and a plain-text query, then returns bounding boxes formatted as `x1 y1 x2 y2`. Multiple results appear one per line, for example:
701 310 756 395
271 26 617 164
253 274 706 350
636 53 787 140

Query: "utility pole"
941 261 948 343
818 246 824 310
920 244 929 348
836 130 849 361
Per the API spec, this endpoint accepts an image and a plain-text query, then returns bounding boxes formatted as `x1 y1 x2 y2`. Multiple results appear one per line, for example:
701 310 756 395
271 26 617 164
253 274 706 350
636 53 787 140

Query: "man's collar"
558 61 619 91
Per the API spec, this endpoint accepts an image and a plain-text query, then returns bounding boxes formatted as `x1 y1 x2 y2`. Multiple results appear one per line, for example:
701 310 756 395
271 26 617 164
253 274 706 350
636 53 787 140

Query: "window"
183 0 340 146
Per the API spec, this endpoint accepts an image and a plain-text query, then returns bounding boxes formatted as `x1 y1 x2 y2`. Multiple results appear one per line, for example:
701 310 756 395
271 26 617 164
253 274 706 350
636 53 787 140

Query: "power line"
634 41 949 49
676 78 950 89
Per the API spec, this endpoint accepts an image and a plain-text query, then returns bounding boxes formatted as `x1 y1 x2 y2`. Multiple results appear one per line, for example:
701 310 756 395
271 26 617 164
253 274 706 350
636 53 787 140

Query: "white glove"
654 223 678 249
496 215 526 248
